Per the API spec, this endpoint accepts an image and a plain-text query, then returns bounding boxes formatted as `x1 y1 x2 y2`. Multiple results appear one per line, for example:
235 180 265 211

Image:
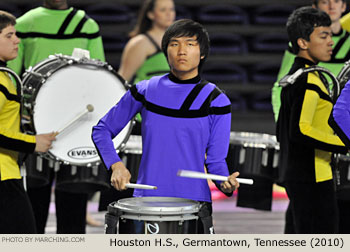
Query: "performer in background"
92 19 240 234
118 0 175 84
0 10 55 234
98 0 176 212
276 6 347 233
7 0 105 233
272 0 350 121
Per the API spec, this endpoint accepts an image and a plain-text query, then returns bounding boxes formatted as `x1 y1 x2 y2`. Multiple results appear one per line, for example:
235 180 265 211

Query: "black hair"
287 6 331 54
312 0 345 5
0 10 16 33
161 19 210 72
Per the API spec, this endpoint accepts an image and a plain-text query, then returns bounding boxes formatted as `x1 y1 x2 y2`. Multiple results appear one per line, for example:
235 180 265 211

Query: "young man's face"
167 36 202 80
0 25 20 62
301 26 334 63
315 0 346 23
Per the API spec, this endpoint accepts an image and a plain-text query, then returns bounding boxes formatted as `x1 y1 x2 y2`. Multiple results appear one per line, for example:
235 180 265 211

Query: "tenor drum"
105 197 200 234
22 55 133 191
226 131 278 180
226 132 279 211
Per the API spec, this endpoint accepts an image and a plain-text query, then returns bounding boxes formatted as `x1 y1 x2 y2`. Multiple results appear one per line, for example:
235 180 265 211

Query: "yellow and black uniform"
276 57 347 233
0 61 37 233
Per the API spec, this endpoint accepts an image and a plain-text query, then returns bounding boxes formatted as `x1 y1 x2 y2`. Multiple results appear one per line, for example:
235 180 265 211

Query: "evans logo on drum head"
67 147 98 159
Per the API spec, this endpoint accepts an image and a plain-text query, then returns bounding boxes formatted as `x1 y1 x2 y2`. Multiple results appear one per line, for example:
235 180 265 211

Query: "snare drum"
334 154 350 200
22 55 133 191
226 131 278 180
105 197 200 234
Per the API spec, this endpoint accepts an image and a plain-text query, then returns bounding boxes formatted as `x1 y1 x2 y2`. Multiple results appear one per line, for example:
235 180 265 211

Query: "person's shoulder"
204 81 231 107
0 72 14 90
15 7 43 28
341 12 350 32
76 9 100 30
127 34 150 48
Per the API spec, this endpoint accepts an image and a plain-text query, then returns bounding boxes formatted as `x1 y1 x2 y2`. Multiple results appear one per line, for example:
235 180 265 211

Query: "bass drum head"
33 62 131 165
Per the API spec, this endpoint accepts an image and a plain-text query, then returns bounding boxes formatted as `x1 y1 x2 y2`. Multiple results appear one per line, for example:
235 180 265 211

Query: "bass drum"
22 55 133 192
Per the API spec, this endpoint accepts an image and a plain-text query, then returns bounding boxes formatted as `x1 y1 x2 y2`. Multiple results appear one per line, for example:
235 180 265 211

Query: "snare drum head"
32 59 131 165
114 197 200 215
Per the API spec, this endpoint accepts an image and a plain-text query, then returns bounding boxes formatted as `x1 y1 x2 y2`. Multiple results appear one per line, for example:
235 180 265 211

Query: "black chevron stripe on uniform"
129 84 230 118
0 84 20 103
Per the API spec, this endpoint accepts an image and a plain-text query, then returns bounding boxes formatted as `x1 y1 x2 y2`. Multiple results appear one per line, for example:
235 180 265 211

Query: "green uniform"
8 7 105 75
272 28 350 121
132 33 169 84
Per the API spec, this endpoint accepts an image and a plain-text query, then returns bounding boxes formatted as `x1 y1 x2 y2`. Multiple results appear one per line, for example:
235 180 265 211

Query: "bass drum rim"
22 55 133 166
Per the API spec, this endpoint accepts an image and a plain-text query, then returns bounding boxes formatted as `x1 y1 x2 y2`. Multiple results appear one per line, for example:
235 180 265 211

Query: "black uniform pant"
27 168 88 234
284 180 338 233
0 179 36 234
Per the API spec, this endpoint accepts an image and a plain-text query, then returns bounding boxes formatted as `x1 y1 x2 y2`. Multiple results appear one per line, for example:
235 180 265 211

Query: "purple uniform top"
330 80 350 148
92 73 232 202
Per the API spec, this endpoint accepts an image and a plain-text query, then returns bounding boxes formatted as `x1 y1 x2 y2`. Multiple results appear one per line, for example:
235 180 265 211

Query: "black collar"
168 72 201 84
0 60 6 67
294 57 317 67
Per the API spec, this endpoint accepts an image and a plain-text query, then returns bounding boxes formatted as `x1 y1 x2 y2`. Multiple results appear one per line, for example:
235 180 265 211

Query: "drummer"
92 19 240 234
7 0 105 233
276 7 348 233
0 10 56 233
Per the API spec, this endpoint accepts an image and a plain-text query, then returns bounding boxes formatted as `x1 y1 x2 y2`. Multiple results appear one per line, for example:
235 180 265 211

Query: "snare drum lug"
71 165 77 176
239 148 246 164
48 160 54 168
92 165 98 176
54 162 60 172
273 152 279 168
262 149 268 167
36 156 43 172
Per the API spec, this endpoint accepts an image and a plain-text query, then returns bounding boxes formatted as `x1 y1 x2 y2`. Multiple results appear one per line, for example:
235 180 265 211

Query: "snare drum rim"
114 197 200 215
119 213 199 222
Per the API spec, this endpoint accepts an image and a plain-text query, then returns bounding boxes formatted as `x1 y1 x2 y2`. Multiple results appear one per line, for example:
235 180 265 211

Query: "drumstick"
54 104 94 136
125 183 157 190
177 170 254 185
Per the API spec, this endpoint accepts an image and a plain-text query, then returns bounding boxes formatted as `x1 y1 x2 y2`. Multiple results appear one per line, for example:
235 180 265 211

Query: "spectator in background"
272 0 349 121
7 0 105 233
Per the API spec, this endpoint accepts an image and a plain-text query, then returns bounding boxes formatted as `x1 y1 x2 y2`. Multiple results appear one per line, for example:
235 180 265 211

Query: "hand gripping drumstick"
54 104 94 136
177 170 254 185
125 183 157 190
